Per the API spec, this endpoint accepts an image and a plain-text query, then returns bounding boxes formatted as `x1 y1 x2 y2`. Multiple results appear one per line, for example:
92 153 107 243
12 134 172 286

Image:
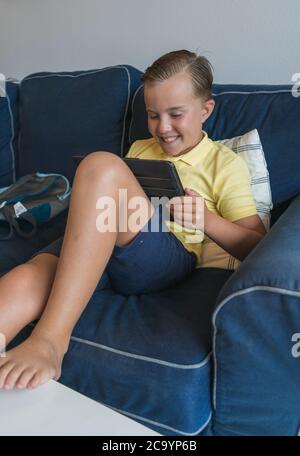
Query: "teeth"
162 136 178 143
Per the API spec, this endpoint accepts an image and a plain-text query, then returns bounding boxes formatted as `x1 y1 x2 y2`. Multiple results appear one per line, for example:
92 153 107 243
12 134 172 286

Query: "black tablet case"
73 156 184 198
123 158 184 198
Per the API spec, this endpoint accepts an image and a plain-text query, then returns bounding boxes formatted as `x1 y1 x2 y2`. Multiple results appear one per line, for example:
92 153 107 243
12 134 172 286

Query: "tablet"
72 155 185 198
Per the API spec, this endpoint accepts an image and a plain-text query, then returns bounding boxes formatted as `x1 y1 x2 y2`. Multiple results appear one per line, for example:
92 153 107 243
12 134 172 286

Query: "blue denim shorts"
33 208 196 295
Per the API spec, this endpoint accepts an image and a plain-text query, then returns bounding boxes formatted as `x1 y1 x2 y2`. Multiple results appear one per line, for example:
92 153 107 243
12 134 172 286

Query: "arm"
169 188 266 262
204 211 266 262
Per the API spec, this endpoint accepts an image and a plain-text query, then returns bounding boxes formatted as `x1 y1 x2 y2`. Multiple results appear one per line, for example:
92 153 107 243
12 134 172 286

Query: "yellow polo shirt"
126 132 257 269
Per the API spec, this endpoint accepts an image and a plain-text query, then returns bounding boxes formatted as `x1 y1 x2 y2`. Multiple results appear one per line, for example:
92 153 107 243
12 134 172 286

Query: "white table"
0 380 160 436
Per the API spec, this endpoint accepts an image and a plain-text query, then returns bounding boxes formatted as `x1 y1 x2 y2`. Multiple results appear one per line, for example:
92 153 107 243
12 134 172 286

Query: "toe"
16 369 36 389
0 361 15 389
27 372 40 389
4 365 25 390
28 367 56 389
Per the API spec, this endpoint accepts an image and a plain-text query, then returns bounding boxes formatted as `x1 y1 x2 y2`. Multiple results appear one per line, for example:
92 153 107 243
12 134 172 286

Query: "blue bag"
0 172 71 240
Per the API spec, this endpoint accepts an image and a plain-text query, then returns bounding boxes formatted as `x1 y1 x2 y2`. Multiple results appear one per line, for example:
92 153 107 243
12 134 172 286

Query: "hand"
166 188 207 230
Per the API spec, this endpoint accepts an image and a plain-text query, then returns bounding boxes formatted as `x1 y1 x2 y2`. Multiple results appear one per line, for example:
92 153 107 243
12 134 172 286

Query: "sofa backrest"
2 72 299 207
17 65 142 183
130 84 300 206
0 80 18 187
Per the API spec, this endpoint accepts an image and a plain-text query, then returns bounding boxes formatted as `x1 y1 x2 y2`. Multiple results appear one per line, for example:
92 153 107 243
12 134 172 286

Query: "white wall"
0 0 299 83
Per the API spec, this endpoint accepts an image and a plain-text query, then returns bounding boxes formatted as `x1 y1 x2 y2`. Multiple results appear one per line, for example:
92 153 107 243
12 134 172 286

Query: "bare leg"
0 152 153 389
0 254 58 345
0 254 58 388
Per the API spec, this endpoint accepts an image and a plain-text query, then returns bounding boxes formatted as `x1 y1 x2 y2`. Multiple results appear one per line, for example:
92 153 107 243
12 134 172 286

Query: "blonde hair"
141 50 213 101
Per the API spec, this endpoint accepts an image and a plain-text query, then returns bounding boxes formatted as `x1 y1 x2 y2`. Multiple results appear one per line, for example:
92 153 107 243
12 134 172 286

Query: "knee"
6 262 40 295
75 151 125 182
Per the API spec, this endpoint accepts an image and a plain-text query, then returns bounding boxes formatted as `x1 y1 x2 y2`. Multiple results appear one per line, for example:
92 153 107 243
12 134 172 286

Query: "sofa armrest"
0 80 18 187
219 194 300 296
212 194 300 436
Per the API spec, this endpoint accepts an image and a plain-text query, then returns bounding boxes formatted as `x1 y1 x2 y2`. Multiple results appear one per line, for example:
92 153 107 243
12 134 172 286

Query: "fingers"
172 204 204 229
172 211 204 229
184 187 201 196
167 195 199 211
165 192 205 229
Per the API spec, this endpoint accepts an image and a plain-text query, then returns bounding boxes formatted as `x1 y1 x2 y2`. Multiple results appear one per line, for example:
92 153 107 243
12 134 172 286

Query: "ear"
201 99 215 123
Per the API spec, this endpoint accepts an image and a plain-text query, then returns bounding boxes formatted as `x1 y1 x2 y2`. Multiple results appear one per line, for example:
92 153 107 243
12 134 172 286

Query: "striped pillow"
220 128 273 231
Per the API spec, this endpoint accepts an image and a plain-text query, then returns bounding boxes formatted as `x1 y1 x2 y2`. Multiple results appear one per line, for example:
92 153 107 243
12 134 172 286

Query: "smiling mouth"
160 136 180 144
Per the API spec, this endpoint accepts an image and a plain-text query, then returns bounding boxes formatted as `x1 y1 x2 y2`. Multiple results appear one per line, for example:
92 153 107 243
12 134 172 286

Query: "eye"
147 113 182 119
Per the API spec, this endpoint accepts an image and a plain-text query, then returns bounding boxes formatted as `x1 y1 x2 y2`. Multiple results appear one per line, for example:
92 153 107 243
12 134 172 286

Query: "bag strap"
0 207 14 240
0 205 37 240
16 211 38 238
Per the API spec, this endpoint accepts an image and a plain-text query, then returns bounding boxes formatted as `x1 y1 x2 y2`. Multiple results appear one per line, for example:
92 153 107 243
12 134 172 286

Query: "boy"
0 50 265 390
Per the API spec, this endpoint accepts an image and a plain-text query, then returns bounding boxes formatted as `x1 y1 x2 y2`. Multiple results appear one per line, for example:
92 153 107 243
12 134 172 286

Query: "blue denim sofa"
1 65 300 436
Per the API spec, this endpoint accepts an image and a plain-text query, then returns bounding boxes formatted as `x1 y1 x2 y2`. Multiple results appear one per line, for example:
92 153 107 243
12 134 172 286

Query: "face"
144 71 215 157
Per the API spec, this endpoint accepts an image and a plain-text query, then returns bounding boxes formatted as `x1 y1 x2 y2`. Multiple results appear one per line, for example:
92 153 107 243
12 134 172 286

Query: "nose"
157 116 172 135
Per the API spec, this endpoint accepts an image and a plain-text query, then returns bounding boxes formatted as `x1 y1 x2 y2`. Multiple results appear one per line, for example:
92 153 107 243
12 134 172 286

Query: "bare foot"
0 334 66 390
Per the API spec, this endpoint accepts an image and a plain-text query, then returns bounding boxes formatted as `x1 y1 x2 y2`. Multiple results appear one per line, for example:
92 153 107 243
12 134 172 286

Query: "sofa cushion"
0 80 18 187
11 267 233 436
130 84 300 206
212 195 300 435
18 66 142 183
